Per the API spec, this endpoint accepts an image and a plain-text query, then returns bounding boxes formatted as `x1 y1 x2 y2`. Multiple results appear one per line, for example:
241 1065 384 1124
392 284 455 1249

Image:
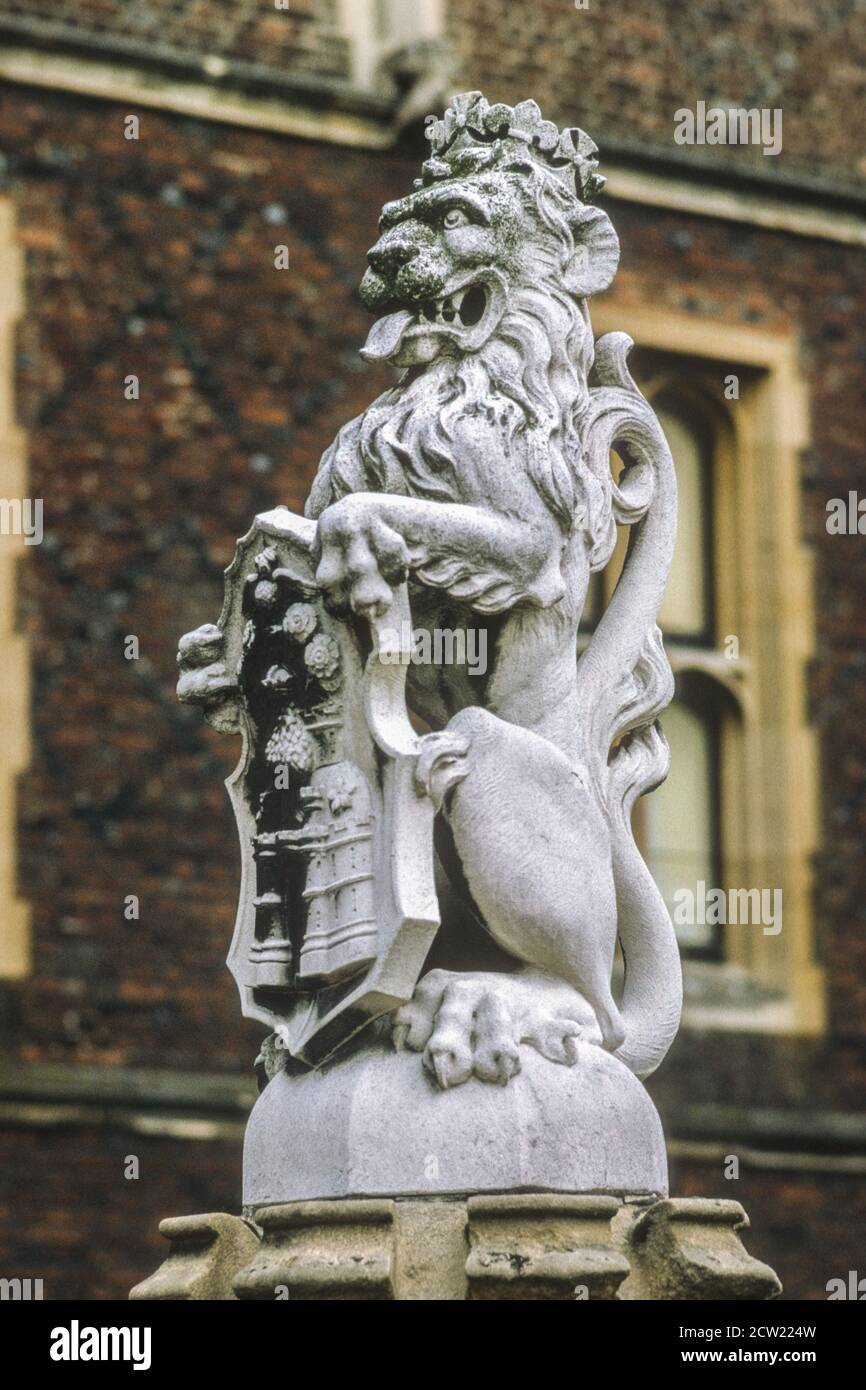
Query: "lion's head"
359 92 620 374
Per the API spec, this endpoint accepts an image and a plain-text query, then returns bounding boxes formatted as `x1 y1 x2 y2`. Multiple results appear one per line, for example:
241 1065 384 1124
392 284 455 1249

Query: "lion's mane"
308 166 618 575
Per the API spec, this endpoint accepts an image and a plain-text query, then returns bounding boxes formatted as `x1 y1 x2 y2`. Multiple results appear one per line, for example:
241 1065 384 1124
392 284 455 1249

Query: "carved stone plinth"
244 1038 668 1206
622 1198 782 1301
131 1196 781 1302
129 1214 259 1301
465 1195 629 1301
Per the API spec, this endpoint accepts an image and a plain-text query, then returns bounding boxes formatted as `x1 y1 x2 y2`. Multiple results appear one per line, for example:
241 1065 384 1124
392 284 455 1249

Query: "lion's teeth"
428 293 469 326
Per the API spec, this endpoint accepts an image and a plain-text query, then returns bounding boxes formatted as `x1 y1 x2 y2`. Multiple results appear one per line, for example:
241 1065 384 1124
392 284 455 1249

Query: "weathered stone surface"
235 1200 395 1301
131 1195 781 1300
465 1194 630 1301
243 1038 668 1206
621 1198 783 1301
128 1213 259 1302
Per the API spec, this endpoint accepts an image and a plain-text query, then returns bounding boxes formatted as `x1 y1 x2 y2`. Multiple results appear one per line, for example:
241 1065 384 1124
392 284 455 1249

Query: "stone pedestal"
131 1029 781 1301
130 1195 781 1301
244 1039 668 1205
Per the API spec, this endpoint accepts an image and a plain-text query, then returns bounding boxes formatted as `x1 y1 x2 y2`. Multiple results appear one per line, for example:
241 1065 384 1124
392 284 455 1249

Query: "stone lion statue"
302 92 682 1088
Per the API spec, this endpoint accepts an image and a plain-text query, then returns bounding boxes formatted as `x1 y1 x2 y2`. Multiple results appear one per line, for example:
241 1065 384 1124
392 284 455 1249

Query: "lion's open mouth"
361 274 505 366
418 284 488 329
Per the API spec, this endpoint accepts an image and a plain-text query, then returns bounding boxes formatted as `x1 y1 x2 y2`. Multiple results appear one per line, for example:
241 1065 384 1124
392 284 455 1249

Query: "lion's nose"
367 236 414 276
367 223 426 276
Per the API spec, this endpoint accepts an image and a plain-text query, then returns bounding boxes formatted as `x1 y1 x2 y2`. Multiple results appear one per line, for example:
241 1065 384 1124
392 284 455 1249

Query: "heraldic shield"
177 507 440 1067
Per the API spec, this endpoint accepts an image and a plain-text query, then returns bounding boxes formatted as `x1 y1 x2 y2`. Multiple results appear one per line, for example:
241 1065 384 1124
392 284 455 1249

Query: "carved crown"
420 91 605 202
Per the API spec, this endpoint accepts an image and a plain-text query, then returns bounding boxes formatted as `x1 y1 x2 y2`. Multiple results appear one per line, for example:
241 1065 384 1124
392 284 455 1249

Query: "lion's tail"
607 724 683 1078
614 861 683 1079
572 332 682 1078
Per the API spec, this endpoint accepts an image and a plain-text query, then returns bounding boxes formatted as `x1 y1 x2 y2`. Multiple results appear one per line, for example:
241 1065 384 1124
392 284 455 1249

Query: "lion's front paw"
393 971 520 1088
315 495 410 619
392 968 594 1090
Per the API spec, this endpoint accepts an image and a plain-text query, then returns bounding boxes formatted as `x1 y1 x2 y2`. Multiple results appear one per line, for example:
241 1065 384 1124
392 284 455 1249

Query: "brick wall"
445 0 866 190
0 1124 243 1300
3 1 864 189
0 59 863 1296
0 0 351 83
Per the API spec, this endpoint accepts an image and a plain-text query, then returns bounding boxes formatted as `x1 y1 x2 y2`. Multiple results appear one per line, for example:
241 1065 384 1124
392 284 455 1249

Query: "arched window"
623 398 723 959
578 330 821 1034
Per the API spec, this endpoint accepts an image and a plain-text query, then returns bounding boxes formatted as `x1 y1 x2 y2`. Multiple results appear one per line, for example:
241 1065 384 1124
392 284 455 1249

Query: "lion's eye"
443 208 470 229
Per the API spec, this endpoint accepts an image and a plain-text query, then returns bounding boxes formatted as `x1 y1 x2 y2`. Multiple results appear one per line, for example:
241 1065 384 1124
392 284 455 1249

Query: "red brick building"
0 0 864 1300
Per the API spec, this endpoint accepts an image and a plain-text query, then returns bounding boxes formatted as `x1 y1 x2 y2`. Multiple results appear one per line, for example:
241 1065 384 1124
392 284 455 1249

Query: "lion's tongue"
361 309 414 362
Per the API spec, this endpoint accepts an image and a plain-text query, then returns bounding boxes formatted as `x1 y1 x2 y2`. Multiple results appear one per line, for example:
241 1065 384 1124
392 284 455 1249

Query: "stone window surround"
593 302 823 1038
0 197 31 980
338 0 445 90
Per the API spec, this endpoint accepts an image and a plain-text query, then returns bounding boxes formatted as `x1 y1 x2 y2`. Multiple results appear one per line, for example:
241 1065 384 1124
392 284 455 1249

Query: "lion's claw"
392 968 597 1090
425 1041 474 1090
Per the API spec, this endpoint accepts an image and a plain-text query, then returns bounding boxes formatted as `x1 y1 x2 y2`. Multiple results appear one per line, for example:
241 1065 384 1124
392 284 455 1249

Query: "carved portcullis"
178 508 439 1066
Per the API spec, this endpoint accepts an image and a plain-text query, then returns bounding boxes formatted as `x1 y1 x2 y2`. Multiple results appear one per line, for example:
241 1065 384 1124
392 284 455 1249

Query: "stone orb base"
243 1038 668 1208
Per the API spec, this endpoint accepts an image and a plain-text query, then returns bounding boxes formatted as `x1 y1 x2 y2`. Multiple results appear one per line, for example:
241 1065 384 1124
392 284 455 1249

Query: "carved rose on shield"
253 580 280 609
283 602 318 642
303 633 341 687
